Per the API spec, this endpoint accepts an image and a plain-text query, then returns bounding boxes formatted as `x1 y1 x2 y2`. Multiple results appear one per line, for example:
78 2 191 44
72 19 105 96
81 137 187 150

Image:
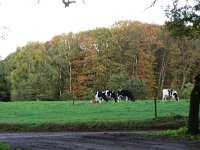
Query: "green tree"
0 60 10 101
9 42 58 101
47 34 74 99
111 21 143 77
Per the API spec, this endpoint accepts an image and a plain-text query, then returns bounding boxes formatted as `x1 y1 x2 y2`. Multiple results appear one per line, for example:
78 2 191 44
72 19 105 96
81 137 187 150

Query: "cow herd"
91 88 179 104
91 89 135 103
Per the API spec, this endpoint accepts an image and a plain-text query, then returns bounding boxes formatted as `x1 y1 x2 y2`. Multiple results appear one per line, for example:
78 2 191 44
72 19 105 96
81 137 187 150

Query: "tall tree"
46 33 79 99
0 60 11 101
111 21 143 77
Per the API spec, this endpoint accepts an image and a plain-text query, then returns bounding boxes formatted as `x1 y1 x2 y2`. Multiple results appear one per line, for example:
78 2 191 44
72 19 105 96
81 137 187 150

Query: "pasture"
0 100 189 125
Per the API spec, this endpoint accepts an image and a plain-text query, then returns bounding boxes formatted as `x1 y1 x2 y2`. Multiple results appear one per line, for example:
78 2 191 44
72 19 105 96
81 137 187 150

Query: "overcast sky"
0 0 167 59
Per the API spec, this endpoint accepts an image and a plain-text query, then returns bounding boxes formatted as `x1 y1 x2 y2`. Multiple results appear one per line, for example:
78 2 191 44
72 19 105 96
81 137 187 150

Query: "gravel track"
0 132 199 150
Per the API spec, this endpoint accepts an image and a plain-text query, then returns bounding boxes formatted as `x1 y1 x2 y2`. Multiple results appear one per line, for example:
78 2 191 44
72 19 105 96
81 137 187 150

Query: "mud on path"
0 132 199 150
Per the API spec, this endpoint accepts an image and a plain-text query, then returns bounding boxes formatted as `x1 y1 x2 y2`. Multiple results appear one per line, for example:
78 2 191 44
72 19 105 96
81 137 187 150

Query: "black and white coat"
162 89 179 101
95 90 117 102
117 89 135 102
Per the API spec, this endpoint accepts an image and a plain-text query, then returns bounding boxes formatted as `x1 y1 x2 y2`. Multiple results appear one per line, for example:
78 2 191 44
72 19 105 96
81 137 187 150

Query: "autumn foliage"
1 21 200 101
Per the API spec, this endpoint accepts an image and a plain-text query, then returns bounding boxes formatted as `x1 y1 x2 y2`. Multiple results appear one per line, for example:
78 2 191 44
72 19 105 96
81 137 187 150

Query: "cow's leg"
162 96 165 101
98 98 103 103
165 96 167 101
177 97 179 101
95 96 100 102
117 97 120 102
102 95 108 102
116 95 119 102
126 97 128 101
162 95 165 101
95 94 98 101
96 98 101 103
171 95 175 101
117 96 122 102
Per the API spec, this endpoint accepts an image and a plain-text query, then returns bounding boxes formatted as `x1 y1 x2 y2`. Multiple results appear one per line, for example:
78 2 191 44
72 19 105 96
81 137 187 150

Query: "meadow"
0 99 197 150
0 99 189 127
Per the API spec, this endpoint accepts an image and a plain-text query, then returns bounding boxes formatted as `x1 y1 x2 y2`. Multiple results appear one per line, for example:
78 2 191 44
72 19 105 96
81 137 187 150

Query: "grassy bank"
0 115 188 132
0 142 12 150
0 100 190 132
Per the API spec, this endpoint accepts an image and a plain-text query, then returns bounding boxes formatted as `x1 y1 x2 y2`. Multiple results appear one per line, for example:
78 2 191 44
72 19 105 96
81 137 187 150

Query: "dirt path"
0 132 199 150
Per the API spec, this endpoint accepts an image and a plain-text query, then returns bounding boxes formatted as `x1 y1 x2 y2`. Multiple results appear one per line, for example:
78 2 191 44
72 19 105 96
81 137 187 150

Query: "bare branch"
62 0 76 8
146 0 158 9
0 26 10 40
36 0 86 7
141 0 158 13
82 0 86 4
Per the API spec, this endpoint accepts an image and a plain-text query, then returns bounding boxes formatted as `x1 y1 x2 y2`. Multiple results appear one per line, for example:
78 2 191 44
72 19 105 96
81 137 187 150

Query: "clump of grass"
150 127 200 139
154 127 187 136
0 142 12 150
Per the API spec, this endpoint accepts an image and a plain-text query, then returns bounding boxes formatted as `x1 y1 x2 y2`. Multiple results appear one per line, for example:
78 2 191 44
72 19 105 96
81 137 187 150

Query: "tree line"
0 20 200 101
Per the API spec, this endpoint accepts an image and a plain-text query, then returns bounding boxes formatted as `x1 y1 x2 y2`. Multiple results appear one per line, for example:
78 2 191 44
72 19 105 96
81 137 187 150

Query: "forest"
0 20 200 101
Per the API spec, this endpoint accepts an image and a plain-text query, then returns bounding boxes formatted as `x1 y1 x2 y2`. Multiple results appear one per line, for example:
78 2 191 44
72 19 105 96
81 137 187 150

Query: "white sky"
0 0 167 60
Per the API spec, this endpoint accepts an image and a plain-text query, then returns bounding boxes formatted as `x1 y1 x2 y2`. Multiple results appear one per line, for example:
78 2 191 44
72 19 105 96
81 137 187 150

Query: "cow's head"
173 92 179 101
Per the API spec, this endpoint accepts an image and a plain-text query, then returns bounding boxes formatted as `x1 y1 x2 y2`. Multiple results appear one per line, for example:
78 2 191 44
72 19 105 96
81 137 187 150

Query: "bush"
82 88 95 100
123 77 148 99
106 71 128 90
60 90 73 100
0 142 12 150
180 83 193 99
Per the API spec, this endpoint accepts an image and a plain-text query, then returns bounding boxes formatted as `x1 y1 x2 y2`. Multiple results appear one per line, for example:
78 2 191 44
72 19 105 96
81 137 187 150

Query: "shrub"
82 88 95 100
123 77 148 99
106 71 128 90
0 142 12 150
60 90 73 100
180 83 193 99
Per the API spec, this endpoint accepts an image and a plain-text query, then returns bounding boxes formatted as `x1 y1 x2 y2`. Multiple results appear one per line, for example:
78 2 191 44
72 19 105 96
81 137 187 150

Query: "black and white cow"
117 89 135 102
95 90 118 103
162 89 179 101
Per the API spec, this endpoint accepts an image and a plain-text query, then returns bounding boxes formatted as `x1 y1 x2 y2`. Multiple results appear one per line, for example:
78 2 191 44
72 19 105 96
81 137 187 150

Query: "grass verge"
149 127 200 139
0 142 12 150
0 115 188 132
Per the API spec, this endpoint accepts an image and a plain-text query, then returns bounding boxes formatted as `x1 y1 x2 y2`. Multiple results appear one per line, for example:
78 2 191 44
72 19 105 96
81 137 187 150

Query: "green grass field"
0 99 189 125
0 99 196 149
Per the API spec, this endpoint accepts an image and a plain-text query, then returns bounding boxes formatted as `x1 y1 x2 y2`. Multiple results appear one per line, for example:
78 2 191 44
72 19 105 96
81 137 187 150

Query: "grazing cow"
95 90 118 102
117 89 135 102
162 89 179 101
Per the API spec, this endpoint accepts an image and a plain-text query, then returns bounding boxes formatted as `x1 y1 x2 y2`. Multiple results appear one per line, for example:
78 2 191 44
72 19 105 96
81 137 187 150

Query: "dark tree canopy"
164 0 200 38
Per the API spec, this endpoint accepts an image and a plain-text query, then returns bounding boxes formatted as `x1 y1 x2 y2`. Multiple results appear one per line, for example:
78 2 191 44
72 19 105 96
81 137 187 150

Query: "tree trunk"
157 49 166 99
188 75 200 135
59 67 62 98
69 62 72 92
